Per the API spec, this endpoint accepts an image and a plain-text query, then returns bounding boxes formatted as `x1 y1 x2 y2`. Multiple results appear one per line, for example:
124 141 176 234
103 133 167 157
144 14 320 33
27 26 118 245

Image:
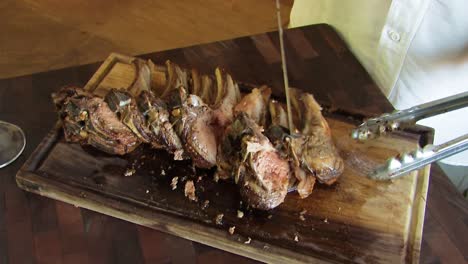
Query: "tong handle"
370 133 468 180
352 91 468 140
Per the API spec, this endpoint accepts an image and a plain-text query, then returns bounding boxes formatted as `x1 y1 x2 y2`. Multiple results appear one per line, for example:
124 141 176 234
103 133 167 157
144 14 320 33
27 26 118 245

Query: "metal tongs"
352 91 468 180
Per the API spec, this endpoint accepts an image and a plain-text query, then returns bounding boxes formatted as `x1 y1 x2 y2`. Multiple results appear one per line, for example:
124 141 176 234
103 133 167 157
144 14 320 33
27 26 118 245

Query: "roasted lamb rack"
52 59 343 210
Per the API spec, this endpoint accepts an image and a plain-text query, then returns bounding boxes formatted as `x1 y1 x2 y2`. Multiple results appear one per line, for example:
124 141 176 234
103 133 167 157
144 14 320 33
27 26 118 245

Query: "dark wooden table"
1 25 467 263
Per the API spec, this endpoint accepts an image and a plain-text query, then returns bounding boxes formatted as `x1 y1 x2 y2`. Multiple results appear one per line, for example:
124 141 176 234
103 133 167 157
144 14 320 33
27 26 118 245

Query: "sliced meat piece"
138 90 185 157
167 87 217 168
289 88 344 185
180 94 218 168
105 89 154 144
184 180 197 201
234 86 271 127
85 98 140 154
266 89 343 198
212 68 241 127
219 113 290 210
53 87 139 155
239 142 290 210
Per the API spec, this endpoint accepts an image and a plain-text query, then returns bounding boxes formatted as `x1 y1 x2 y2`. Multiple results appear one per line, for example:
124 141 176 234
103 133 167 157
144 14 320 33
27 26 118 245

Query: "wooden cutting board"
16 25 431 264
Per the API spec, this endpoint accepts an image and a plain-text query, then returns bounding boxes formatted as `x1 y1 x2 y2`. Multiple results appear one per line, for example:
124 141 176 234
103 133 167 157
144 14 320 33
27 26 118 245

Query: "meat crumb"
145 190 149 194
294 235 299 242
161 169 166 176
201 200 210 210
244 237 252 244
124 168 136 177
174 150 184 160
228 226 235 235
324 218 328 223
171 177 179 190
237 210 244 219
299 209 307 221
197 176 202 182
184 180 197 201
215 214 224 225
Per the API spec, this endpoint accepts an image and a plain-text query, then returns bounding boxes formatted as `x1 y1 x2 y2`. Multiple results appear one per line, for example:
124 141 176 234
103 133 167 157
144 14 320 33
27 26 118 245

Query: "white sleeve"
389 0 468 165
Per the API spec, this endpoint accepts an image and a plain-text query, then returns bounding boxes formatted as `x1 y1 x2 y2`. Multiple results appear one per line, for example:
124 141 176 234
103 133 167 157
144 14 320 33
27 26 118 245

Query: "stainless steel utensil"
352 91 468 180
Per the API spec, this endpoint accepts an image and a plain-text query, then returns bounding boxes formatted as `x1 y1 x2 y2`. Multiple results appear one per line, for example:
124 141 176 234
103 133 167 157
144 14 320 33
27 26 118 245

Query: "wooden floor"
0 0 293 79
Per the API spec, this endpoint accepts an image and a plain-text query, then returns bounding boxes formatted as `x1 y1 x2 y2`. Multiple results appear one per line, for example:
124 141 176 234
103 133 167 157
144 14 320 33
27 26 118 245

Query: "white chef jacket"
290 0 468 165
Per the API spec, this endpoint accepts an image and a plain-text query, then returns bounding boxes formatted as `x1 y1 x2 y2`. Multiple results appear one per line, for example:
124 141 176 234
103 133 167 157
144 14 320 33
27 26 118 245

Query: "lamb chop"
52 86 139 155
138 90 185 159
218 112 290 210
210 68 242 127
218 86 290 209
233 86 272 127
166 87 218 168
289 88 344 185
216 86 272 181
265 89 344 198
105 89 155 145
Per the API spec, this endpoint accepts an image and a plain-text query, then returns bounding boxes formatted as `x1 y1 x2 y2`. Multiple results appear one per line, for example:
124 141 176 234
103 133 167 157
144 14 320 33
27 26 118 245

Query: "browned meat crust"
218 113 290 210
52 87 139 155
138 90 184 157
53 60 344 210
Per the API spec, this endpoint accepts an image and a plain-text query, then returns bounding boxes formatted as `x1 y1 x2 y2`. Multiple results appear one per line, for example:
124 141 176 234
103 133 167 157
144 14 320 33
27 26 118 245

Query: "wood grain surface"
0 0 292 79
57 52 429 263
0 24 467 264
16 114 429 263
